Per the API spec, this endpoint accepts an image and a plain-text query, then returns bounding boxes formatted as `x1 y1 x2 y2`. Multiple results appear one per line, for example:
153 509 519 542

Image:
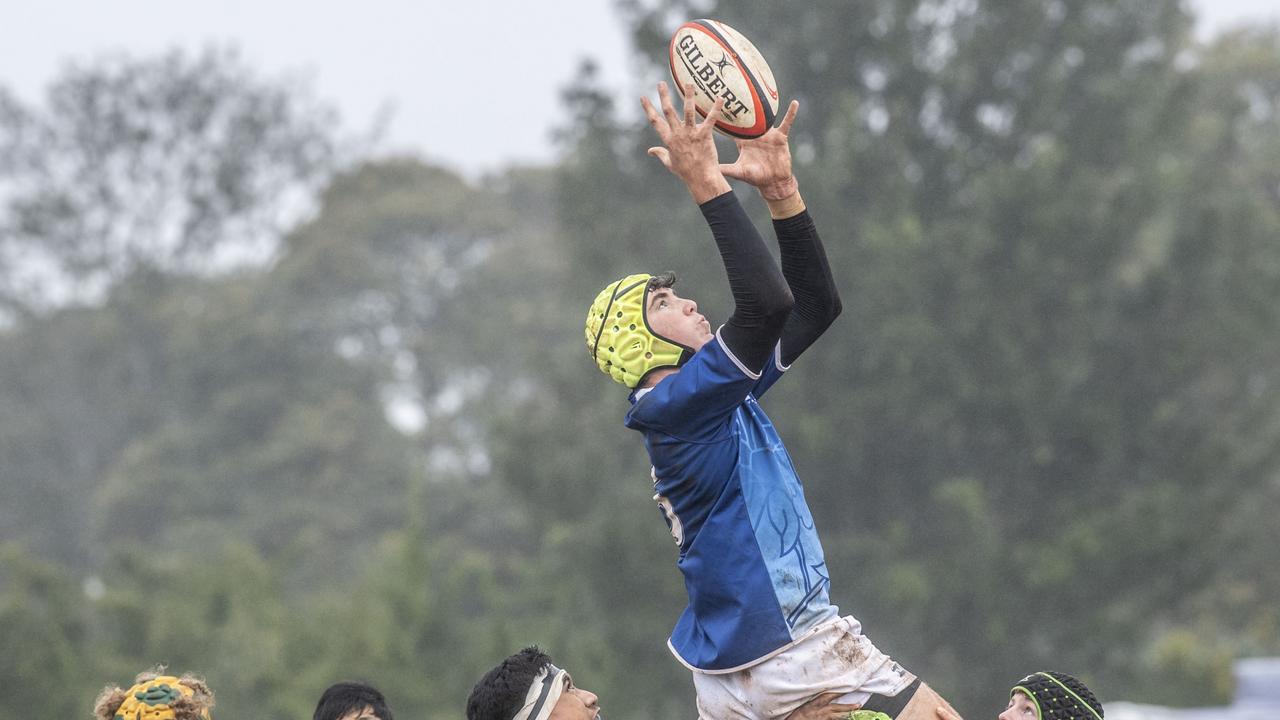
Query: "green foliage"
594 0 1280 712
3 7 1280 720
1134 628 1236 706
0 545 92 720
0 47 338 313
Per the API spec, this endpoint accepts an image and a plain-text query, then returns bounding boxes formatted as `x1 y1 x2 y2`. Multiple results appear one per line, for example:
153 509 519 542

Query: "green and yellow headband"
104 675 213 720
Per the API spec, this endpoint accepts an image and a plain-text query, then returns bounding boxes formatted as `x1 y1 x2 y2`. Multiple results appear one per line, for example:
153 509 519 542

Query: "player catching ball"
583 81 964 720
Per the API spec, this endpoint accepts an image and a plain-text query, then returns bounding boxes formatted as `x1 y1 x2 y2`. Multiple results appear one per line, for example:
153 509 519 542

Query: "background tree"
533 0 1280 710
0 47 338 315
3 5 1280 719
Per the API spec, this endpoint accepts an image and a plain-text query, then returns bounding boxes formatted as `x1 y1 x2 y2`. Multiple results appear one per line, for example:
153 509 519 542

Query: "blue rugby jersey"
625 331 840 672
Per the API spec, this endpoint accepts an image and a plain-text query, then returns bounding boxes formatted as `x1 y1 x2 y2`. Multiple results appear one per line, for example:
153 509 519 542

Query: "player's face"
548 675 601 720
998 691 1039 720
646 287 713 351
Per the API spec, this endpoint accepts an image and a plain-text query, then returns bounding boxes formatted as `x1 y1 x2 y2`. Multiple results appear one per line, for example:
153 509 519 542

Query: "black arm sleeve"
773 209 842 366
698 191 794 373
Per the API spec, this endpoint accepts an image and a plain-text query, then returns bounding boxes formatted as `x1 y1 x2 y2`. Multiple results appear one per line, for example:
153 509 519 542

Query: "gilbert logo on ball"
669 19 780 139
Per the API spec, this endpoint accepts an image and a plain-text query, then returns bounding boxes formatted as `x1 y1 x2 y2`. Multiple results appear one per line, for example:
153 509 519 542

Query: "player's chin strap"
512 664 569 720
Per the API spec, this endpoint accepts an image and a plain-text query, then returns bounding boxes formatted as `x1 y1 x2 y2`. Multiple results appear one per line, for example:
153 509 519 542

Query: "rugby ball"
668 20 780 139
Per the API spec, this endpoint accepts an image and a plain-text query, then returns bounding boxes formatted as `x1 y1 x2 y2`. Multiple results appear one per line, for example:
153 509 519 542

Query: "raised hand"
718 100 800 201
641 81 730 203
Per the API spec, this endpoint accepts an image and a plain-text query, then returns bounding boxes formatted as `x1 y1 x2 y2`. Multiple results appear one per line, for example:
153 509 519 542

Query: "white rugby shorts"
691 615 917 720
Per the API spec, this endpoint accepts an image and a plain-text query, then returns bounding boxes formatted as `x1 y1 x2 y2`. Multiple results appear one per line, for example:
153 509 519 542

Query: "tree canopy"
2 4 1279 719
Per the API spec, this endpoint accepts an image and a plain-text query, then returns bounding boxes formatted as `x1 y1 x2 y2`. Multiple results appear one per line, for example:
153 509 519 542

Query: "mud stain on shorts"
832 633 868 669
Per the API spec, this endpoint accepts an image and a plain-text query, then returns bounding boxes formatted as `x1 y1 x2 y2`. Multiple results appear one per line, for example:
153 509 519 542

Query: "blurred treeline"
2 1 1280 718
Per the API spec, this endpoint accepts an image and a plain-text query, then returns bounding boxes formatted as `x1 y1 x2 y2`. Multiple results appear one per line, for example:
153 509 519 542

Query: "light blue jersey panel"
735 395 835 632
626 335 839 672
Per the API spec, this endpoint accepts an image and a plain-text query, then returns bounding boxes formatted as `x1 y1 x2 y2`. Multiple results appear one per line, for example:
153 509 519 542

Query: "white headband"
511 664 569 720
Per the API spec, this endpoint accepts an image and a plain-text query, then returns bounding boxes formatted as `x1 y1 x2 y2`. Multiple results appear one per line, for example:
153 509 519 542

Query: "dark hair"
313 682 393 720
466 646 554 720
647 271 677 291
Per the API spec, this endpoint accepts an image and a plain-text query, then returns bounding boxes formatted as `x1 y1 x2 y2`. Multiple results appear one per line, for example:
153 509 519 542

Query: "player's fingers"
935 705 964 720
788 693 859 720
640 95 658 122
699 95 726 131
682 83 698 125
641 96 670 137
718 161 743 181
647 147 672 168
778 100 799 136
657 82 681 127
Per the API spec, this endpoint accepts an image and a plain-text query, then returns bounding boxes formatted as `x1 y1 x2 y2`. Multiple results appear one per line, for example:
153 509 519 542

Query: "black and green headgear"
585 272 693 388
1011 671 1103 720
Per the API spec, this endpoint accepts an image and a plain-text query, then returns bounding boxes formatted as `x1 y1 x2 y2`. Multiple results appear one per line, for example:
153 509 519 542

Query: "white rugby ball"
668 19 780 139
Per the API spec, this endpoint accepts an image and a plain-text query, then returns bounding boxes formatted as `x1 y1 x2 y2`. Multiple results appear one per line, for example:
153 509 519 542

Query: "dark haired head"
466 646 554 720
647 271 677 292
313 682 393 720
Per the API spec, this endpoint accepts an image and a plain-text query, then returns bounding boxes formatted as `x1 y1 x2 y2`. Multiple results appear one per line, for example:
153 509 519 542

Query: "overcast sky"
2 0 1278 178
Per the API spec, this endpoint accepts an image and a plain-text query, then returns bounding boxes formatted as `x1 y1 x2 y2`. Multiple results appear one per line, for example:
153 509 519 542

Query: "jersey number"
651 467 684 546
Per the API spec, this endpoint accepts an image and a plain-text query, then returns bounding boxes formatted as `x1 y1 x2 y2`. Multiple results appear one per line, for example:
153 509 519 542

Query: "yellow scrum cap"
585 273 690 388
110 675 211 720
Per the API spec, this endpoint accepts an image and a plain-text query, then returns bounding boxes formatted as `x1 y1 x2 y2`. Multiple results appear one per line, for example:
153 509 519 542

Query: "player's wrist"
759 176 798 202
765 188 805 219
687 173 733 204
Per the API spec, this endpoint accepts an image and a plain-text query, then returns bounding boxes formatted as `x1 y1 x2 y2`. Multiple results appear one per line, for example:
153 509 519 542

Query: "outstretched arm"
642 82 793 373
721 101 842 367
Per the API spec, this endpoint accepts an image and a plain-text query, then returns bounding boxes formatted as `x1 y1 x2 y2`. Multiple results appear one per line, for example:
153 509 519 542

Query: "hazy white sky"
2 0 1277 177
